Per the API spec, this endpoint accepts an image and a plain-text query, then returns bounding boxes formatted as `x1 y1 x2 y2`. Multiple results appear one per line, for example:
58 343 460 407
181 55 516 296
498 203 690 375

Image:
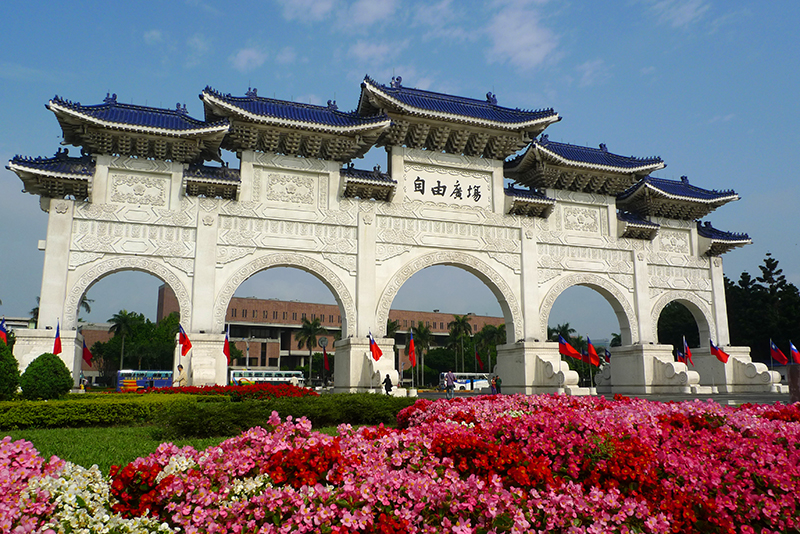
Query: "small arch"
377 251 523 343
540 273 638 345
215 253 356 336
65 257 192 330
651 291 715 346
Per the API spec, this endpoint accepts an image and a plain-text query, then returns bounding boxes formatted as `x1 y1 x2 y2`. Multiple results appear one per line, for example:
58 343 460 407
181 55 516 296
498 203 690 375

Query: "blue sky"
1 0 798 342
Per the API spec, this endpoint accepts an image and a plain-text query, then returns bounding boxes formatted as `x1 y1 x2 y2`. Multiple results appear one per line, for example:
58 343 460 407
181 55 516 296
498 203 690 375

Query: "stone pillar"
631 252 652 344
715 346 786 393
519 227 541 341
37 199 75 330
183 332 227 386
12 328 83 387
355 205 377 338
191 199 220 334
610 344 700 394
333 337 397 393
495 341 582 395
708 257 730 345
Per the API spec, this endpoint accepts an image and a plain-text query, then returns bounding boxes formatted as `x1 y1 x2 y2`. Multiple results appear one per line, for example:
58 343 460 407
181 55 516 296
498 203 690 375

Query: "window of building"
231 308 237 318
253 310 256 319
268 358 278 367
263 311 268 319
329 315 333 323
403 320 407 327
311 314 315 320
273 311 278 320
292 312 297 320
242 309 247 318
283 312 287 319
302 313 306 319
426 321 430 327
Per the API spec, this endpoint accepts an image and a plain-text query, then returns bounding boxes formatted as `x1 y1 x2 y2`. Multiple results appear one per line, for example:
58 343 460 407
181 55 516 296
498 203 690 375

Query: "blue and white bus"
117 370 173 392
439 372 491 392
229 368 306 387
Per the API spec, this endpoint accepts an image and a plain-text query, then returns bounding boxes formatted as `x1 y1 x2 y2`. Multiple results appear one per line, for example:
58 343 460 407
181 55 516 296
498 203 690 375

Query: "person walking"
174 364 187 387
445 369 456 399
495 375 502 394
490 376 497 395
383 373 393 395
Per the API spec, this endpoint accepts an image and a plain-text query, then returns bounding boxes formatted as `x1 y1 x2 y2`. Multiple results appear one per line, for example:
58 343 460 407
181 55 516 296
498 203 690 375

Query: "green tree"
548 322 576 343
656 302 699 353
448 314 473 372
30 296 40 326
295 317 326 382
108 310 145 371
474 323 505 373
411 322 434 387
20 352 73 399
0 338 20 400
610 333 622 347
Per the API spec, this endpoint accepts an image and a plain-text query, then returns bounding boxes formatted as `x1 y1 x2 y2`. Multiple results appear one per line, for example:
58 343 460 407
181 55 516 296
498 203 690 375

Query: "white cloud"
143 29 164 45
576 59 611 87
706 113 735 125
348 40 406 63
484 0 558 71
276 0 337 22
186 34 211 68
275 46 297 65
640 66 657 75
230 48 268 72
649 0 710 29
346 0 397 25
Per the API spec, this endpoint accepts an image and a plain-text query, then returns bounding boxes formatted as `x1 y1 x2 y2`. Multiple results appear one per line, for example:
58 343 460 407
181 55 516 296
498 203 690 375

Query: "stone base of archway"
692 346 787 393
607 344 703 395
13 329 83 388
496 341 588 395
183 333 228 386
333 337 399 393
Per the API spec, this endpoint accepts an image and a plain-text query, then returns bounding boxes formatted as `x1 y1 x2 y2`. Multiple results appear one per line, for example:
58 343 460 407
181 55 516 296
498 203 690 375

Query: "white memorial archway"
8 77 781 394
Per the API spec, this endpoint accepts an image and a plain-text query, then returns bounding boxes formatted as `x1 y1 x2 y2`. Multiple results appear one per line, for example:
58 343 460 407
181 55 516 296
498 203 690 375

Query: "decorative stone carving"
362 213 374 225
65 257 191 329
650 290 716 342
487 252 521 274
109 156 170 173
110 173 167 206
266 173 315 205
54 202 69 214
538 269 561 285
322 253 357 275
68 251 104 270
563 206 599 233
216 246 256 265
164 257 194 275
539 273 639 343
375 244 411 263
376 251 523 342
659 229 690 254
202 215 214 226
214 253 356 335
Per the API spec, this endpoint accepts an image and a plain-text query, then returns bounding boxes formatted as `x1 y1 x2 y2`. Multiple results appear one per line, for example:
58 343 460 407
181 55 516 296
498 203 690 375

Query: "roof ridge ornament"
681 175 689 183
599 143 608 152
176 102 188 114
327 100 338 111
245 87 258 98
390 76 402 88
486 92 498 105
103 93 117 104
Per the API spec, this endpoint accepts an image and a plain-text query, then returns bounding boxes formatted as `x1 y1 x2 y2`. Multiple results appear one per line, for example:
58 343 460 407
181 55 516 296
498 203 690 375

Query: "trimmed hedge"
0 394 197 430
156 393 417 439
20 352 73 400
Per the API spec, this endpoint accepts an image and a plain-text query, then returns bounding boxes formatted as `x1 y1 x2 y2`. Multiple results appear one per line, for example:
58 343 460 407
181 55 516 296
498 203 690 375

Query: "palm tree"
30 297 40 326
412 321 434 386
448 314 473 372
610 332 622 347
548 322 576 343
109 310 138 371
79 295 94 315
475 323 506 372
295 317 326 382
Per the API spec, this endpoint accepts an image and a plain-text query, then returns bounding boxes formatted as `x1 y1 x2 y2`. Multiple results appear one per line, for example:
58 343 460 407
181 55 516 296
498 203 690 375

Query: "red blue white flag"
53 321 62 355
676 350 685 364
791 341 800 364
709 339 729 364
604 348 611 363
683 336 694 366
323 344 329 371
82 340 93 366
369 331 382 361
770 339 788 365
475 347 485 371
223 327 231 365
0 318 7 344
558 335 582 360
408 329 416 367
178 324 192 356
586 337 600 367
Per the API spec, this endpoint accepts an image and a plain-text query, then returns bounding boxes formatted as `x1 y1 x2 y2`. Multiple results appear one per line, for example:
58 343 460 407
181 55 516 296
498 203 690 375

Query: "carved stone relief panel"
377 251 523 342
109 156 171 173
376 215 520 253
265 173 315 205
537 244 633 277
658 229 690 255
487 252 521 274
72 220 195 257
69 252 104 270
563 205 600 233
321 253 357 275
217 246 256 265
375 244 411 263
109 172 168 206
648 264 712 291
217 216 356 252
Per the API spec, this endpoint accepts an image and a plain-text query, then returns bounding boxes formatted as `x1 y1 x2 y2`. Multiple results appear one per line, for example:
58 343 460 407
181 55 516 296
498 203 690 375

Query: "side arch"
540 273 638 345
65 257 192 330
214 253 356 336
376 251 524 343
650 291 715 346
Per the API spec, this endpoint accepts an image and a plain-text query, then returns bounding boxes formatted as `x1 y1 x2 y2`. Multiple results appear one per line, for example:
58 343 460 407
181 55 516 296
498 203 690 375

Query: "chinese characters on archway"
414 176 481 202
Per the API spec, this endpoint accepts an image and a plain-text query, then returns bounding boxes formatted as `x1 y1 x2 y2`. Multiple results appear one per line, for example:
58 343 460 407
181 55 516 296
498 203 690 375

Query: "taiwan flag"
53 322 62 355
586 337 600 367
604 348 611 363
323 344 330 371
408 330 416 367
178 325 192 356
709 339 729 364
222 328 231 365
82 340 93 366
676 350 685 364
368 331 382 361
558 335 582 360
0 318 7 344
475 348 485 371
683 336 694 366
770 340 788 365
791 341 800 365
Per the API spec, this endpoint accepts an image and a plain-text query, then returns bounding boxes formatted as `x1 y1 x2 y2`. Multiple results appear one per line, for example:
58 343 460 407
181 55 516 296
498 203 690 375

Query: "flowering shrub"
134 382 318 400
4 395 800 533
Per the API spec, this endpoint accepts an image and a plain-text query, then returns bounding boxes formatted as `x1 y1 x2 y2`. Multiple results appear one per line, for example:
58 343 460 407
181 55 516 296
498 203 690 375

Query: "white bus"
439 372 491 392
229 368 306 387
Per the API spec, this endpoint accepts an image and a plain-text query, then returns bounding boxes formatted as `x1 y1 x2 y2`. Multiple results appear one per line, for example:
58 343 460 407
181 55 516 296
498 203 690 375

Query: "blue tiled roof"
508 134 664 172
360 75 558 126
617 175 738 202
697 221 750 242
340 164 396 184
505 185 554 201
7 149 94 176
48 94 228 132
185 163 240 182
202 86 389 128
618 211 659 228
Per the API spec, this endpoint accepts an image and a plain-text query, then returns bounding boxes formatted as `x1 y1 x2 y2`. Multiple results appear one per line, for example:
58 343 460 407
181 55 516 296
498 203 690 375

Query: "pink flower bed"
3 394 800 533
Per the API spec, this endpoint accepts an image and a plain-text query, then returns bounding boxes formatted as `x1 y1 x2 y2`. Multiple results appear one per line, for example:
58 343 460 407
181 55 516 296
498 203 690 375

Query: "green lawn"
4 424 346 475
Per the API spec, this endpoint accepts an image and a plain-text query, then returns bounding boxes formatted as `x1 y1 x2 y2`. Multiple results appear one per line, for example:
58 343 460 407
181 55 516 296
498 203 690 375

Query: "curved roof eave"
642 183 740 204
201 92 391 135
534 145 666 174
7 161 92 181
48 100 230 138
362 81 560 131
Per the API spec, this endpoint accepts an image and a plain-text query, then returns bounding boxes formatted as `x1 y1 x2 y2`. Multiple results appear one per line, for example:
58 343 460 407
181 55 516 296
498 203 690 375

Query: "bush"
0 394 197 429
0 341 20 401
157 393 417 439
19 353 74 400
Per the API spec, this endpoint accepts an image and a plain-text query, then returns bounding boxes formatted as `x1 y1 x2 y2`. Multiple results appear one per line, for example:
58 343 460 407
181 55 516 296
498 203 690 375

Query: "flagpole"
770 339 775 372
